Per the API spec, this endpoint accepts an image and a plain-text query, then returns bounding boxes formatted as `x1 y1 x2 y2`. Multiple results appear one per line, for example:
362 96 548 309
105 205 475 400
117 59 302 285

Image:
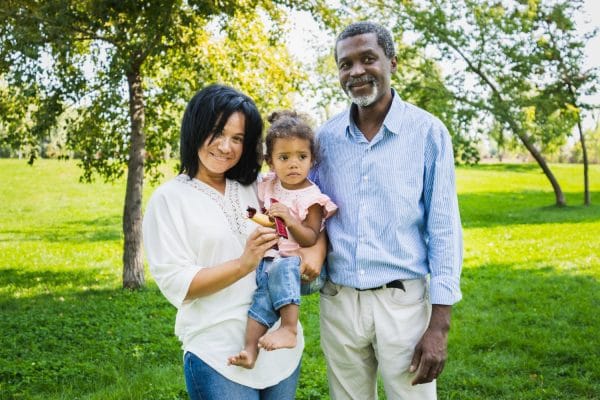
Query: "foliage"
570 122 600 164
1 159 599 399
391 40 480 164
0 0 340 288
0 0 319 179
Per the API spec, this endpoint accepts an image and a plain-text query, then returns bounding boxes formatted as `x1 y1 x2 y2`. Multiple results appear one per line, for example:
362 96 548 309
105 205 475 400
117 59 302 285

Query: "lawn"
1 159 599 399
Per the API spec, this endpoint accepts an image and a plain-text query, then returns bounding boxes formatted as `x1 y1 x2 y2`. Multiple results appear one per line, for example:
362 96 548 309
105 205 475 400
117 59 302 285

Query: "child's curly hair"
265 110 317 165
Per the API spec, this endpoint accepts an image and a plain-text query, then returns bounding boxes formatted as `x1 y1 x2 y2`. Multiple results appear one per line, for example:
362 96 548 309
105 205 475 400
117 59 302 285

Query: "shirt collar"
345 89 405 139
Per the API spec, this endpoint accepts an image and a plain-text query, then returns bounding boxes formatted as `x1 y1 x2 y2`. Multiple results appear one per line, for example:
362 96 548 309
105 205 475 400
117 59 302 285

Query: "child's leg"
228 258 278 369
258 303 299 350
227 317 268 368
258 256 301 351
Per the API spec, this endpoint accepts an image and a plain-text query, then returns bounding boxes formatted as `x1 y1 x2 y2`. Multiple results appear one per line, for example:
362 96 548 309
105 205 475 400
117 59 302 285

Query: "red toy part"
270 198 288 239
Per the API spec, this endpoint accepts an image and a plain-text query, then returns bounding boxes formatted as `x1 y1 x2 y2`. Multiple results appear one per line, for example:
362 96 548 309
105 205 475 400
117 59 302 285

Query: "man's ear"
390 56 398 74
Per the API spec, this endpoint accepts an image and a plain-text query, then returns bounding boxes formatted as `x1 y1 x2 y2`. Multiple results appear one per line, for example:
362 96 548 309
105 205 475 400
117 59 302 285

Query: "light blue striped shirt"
312 90 462 305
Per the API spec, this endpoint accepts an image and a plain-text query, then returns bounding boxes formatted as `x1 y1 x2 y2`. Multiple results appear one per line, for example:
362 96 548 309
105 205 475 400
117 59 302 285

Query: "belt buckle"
383 280 405 291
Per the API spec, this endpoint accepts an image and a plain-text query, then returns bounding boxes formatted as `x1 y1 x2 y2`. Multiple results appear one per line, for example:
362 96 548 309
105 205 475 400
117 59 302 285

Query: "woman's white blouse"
142 175 303 388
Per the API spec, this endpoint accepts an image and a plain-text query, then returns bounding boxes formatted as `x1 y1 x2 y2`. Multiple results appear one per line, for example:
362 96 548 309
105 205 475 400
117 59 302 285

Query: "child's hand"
267 202 298 228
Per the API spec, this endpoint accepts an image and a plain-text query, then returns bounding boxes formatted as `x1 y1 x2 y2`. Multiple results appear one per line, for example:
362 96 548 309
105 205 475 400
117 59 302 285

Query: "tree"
535 3 599 204
0 76 38 159
352 0 594 206
0 0 336 288
390 40 480 164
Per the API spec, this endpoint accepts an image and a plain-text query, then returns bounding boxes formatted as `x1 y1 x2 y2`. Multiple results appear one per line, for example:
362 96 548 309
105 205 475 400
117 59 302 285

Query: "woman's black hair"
179 84 263 185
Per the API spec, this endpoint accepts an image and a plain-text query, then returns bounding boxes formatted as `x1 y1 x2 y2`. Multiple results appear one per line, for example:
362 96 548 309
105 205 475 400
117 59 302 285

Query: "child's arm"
267 203 322 247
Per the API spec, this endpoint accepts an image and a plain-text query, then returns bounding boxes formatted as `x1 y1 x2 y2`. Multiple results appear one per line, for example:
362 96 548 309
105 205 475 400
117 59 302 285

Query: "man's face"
336 33 397 107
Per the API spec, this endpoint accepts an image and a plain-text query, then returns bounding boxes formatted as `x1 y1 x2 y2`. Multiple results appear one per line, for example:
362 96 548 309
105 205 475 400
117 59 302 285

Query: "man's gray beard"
347 84 379 107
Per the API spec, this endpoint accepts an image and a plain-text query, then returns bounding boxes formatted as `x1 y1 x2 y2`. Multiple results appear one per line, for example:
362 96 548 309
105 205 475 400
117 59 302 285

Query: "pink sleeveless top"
258 173 337 256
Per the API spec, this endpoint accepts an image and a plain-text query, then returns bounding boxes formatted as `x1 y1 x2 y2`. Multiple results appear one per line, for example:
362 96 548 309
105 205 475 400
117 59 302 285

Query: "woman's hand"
238 227 279 274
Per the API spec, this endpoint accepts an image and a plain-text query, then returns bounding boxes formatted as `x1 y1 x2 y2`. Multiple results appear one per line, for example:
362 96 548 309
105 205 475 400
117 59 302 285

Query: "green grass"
1 159 599 399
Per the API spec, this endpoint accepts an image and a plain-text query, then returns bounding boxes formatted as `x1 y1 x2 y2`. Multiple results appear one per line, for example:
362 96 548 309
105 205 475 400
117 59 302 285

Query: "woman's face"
196 111 246 181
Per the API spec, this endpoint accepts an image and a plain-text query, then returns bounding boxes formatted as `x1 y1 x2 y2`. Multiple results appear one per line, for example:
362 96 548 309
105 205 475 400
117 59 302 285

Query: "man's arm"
409 304 451 385
408 121 462 385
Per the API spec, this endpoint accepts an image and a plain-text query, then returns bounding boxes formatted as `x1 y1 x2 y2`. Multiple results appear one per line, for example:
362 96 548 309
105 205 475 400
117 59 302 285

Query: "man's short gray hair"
334 21 396 62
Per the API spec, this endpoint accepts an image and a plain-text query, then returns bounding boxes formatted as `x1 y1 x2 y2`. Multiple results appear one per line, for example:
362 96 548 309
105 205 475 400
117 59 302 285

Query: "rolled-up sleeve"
142 190 202 308
423 122 463 305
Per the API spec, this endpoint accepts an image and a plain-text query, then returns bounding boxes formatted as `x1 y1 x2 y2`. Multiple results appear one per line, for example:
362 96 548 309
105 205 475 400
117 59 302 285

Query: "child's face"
269 137 313 190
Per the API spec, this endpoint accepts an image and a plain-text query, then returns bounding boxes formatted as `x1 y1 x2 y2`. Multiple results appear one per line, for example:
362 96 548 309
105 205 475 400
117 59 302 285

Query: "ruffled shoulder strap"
257 172 277 204
294 185 338 224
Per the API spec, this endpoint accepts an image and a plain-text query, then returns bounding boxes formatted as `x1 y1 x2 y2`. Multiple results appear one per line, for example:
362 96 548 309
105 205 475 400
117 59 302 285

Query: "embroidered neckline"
175 174 246 235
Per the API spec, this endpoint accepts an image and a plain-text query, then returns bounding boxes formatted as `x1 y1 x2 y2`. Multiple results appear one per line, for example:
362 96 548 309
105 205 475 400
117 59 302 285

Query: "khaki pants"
320 278 436 400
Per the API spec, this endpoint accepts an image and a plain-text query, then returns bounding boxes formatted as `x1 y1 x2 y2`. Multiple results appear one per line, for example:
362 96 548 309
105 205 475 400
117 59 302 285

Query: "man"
311 21 463 399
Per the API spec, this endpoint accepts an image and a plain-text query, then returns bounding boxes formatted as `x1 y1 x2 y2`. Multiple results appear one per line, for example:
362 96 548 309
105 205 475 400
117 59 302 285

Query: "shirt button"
359 270 365 275
363 176 368 181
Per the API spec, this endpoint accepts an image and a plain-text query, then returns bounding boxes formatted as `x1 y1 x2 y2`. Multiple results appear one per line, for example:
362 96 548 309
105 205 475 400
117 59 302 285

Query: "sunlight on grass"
1 159 599 399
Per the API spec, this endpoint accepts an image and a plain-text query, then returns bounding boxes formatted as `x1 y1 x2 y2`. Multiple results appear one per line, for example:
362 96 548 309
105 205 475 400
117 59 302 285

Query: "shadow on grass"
2 264 599 399
458 190 600 228
0 267 111 292
0 216 122 243
0 267 184 399
442 264 600 399
461 163 542 173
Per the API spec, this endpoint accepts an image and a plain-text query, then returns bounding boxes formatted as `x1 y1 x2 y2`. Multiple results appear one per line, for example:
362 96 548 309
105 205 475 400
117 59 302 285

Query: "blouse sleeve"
142 188 202 309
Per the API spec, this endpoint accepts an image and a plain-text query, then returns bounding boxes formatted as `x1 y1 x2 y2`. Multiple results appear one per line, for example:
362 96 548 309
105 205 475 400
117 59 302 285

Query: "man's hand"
409 304 452 385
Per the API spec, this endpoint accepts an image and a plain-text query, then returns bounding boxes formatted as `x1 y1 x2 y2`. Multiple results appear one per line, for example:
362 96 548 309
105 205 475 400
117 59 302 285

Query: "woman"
143 84 323 399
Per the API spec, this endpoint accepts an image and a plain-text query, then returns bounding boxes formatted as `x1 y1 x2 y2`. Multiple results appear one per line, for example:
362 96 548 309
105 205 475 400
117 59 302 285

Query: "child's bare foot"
258 327 297 351
227 348 258 369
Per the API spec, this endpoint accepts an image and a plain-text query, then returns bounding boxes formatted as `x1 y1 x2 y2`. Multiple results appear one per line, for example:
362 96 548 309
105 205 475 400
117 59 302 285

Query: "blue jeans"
183 351 300 400
249 256 326 327
249 256 301 328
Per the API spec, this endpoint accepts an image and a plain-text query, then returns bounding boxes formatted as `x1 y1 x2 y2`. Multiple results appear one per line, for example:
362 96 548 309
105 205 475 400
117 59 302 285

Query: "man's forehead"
337 33 380 54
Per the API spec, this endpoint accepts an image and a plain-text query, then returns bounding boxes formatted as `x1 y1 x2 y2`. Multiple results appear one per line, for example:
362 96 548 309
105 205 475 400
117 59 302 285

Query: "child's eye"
299 154 308 160
278 155 288 161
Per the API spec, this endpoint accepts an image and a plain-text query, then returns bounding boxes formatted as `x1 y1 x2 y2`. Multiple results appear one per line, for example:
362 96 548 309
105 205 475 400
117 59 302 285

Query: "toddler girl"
228 110 337 369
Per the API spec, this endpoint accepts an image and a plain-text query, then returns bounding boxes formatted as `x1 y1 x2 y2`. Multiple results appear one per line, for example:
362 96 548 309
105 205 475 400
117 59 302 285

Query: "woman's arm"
184 226 279 300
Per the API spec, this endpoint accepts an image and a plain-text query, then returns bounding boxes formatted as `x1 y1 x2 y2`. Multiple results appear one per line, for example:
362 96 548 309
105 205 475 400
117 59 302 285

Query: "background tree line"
1 0 597 288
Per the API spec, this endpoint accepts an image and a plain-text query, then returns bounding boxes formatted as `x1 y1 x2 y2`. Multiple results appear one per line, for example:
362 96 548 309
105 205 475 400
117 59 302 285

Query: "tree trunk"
511 125 566 207
122 67 146 289
576 117 590 206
